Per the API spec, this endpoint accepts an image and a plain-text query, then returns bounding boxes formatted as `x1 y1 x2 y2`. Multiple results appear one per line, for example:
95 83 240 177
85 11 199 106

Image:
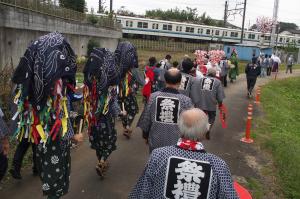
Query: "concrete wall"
0 4 122 68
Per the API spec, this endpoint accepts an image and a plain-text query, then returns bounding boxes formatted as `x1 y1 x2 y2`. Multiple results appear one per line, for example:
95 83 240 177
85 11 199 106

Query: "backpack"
142 66 156 101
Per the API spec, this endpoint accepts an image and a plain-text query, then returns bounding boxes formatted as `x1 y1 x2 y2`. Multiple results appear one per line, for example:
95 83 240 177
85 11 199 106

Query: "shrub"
87 39 100 56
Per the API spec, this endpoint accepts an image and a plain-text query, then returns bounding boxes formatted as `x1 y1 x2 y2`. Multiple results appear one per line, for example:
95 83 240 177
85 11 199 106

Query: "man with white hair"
190 67 225 138
129 108 238 199
137 68 194 152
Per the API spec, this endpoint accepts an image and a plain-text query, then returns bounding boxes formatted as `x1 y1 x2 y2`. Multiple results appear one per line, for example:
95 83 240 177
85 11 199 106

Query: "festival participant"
129 108 238 199
137 68 193 152
119 63 144 138
11 32 83 199
267 54 272 76
159 54 172 70
178 58 197 97
142 57 160 103
260 54 269 78
286 54 294 74
271 54 281 80
0 107 9 183
229 49 239 83
220 56 229 87
245 56 261 98
190 67 225 139
84 42 139 177
172 61 179 69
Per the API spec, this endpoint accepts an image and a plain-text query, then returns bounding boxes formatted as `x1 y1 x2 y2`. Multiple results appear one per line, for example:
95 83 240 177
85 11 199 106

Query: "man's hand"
73 133 84 143
1 137 9 156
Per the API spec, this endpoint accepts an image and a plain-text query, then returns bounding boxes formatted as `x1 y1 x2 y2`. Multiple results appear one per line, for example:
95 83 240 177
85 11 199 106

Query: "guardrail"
0 0 121 30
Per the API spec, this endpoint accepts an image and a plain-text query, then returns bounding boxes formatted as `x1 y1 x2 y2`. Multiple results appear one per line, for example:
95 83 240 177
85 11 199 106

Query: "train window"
152 23 158 29
126 21 133 27
248 34 255 39
265 36 271 41
206 29 211 35
176 26 182 31
279 37 283 42
215 30 220 35
197 28 203 34
185 27 194 33
230 32 239 37
224 31 228 36
137 22 148 28
163 24 172 31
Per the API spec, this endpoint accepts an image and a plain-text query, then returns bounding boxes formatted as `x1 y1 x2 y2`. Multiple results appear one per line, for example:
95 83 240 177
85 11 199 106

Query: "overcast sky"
86 0 300 28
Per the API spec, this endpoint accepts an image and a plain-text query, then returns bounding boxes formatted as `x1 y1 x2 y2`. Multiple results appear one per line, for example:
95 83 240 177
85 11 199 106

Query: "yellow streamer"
61 117 68 137
36 124 47 143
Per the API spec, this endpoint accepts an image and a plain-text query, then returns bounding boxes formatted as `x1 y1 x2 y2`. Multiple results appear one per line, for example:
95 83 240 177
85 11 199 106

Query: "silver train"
114 15 299 47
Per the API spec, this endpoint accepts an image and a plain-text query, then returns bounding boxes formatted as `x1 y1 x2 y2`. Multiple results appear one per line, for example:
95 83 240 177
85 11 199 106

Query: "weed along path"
1 71 300 199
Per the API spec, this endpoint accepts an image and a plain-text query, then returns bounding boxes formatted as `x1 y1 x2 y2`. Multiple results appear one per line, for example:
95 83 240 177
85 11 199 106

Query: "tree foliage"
145 7 222 26
278 22 298 32
87 39 100 56
250 22 298 32
59 0 86 13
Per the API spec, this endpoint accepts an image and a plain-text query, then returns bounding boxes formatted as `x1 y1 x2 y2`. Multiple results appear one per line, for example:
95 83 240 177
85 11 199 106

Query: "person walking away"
286 55 294 74
190 67 225 139
129 108 238 199
178 58 197 97
245 57 261 98
272 54 281 80
260 54 268 78
229 49 239 82
267 54 273 76
220 56 229 87
137 68 194 153
119 66 145 138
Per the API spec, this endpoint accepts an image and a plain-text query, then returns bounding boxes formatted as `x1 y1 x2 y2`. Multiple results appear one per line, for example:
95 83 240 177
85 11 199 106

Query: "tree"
98 0 106 13
278 22 298 32
59 0 86 13
117 6 135 17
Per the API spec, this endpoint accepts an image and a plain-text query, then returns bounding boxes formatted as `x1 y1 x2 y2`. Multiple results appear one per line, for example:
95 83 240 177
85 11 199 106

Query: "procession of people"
0 31 289 199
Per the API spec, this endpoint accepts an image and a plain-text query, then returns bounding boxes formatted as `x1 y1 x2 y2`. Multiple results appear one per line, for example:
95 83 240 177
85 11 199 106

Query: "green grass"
245 177 264 199
254 77 300 199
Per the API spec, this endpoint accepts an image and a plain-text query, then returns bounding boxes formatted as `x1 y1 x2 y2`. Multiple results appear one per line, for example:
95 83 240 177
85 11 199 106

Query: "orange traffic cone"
241 104 254 143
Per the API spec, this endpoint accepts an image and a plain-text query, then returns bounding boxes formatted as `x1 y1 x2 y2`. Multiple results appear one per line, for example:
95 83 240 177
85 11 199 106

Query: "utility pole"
271 0 279 47
110 0 113 13
224 1 228 27
240 0 247 44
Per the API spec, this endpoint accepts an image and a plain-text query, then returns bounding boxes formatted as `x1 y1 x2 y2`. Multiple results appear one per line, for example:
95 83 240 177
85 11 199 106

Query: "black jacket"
245 63 261 78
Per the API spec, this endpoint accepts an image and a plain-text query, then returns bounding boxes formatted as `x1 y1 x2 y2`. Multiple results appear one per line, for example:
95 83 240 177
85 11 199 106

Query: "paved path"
1 71 300 199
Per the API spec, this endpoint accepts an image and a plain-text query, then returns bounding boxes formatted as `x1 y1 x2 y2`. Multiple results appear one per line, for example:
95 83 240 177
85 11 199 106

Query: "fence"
0 0 121 30
123 39 209 52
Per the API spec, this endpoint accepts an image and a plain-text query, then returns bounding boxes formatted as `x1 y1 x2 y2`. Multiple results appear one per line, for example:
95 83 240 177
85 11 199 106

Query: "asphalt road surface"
1 71 299 199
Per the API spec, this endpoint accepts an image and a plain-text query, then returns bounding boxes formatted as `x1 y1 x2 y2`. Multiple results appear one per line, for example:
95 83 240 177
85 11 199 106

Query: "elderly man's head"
164 68 182 88
178 108 209 141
